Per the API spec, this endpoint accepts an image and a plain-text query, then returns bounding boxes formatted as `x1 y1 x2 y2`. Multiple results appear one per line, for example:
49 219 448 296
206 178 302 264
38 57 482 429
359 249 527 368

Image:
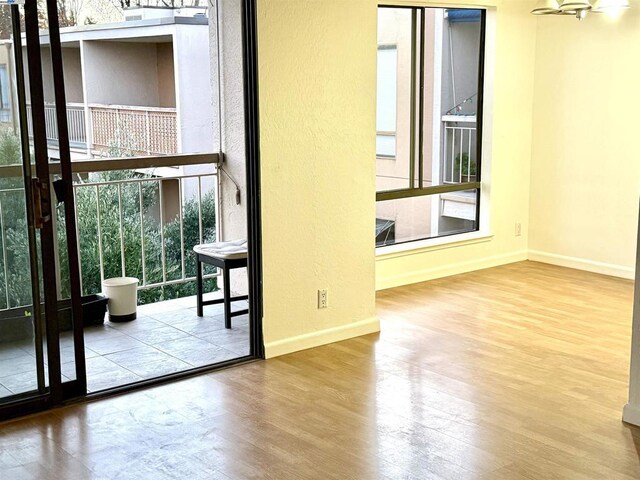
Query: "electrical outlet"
515 222 522 237
318 289 328 309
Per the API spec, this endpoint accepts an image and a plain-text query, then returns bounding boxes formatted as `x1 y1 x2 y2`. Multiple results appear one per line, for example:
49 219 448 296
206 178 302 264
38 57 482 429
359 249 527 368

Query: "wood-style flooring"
0 261 639 479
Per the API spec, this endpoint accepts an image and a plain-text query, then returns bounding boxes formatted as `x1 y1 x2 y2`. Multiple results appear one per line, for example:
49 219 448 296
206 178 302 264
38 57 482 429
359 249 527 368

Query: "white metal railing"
442 117 477 184
25 102 86 146
72 171 218 295
89 104 178 156
0 163 219 311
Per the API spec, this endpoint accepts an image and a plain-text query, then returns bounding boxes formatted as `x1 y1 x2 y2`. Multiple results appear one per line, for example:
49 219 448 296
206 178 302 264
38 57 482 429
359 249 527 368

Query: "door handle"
31 178 51 229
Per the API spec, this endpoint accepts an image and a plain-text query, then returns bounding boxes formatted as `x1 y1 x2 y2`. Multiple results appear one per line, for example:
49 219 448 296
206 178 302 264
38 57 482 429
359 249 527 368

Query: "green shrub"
0 130 218 309
454 152 476 177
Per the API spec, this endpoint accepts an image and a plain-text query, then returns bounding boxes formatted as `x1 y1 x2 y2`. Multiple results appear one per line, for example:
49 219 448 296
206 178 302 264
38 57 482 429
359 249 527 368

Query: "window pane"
376 6 484 247
376 7 413 179
376 189 478 247
377 47 396 134
376 46 397 158
376 134 396 157
437 9 482 187
376 7 483 191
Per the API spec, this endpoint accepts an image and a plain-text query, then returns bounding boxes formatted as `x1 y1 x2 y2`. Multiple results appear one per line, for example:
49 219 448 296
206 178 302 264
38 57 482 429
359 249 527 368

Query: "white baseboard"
264 316 380 359
528 250 634 280
623 403 640 426
376 250 528 291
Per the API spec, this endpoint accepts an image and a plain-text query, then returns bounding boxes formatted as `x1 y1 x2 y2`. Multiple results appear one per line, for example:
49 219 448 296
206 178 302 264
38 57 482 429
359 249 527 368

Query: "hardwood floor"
0 261 639 479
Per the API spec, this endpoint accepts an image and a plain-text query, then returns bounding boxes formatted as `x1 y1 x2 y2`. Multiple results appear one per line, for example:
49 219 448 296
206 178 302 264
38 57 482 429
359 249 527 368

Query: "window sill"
376 230 493 260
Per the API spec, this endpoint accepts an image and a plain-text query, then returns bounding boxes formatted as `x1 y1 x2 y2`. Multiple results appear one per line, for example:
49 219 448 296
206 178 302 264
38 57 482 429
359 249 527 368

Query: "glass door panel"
31 0 86 397
0 2 47 405
0 0 86 416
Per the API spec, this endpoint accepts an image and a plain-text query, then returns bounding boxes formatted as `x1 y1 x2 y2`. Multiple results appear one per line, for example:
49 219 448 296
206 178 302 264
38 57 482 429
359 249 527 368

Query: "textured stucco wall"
83 41 160 106
211 0 249 296
174 24 214 155
257 0 379 357
23 46 84 104
157 43 176 108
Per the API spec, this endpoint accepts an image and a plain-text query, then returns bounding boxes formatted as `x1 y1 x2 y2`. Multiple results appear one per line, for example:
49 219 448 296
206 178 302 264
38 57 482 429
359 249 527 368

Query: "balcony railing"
25 103 178 156
442 115 477 184
0 153 219 312
72 170 217 295
26 102 86 146
89 104 178 156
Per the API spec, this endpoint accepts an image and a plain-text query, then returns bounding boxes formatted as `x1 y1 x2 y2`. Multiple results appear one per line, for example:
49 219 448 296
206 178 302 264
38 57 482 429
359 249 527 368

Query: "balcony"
25 103 178 155
440 115 478 221
0 151 249 395
442 114 477 184
89 104 178 156
26 102 87 148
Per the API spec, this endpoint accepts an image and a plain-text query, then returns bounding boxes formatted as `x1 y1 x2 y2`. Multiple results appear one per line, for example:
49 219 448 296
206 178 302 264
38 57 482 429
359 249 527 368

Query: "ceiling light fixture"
531 0 630 19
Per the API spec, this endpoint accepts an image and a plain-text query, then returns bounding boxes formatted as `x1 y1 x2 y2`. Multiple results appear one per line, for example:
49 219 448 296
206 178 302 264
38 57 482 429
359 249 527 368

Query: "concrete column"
210 0 248 296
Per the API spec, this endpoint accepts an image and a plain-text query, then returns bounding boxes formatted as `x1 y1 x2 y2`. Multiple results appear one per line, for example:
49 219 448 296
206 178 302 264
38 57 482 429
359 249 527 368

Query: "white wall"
529 11 640 279
174 24 215 155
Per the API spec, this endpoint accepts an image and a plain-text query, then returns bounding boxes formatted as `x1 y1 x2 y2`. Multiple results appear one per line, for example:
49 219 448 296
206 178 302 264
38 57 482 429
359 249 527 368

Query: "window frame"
375 5 487 247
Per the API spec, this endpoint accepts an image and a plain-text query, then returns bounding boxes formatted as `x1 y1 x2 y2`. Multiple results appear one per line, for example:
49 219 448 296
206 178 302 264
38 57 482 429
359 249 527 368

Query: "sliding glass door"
0 0 85 420
0 0 264 420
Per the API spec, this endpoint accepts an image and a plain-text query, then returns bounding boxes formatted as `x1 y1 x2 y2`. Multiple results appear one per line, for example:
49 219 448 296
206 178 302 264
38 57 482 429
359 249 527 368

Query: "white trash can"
102 277 139 322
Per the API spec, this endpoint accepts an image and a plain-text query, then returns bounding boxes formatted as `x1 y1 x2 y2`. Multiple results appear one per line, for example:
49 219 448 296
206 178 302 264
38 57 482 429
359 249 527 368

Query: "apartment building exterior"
11 6 214 167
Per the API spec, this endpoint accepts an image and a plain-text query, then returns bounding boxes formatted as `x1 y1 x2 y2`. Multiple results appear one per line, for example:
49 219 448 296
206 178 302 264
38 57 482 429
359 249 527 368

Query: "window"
376 46 397 157
375 6 485 248
0 65 9 122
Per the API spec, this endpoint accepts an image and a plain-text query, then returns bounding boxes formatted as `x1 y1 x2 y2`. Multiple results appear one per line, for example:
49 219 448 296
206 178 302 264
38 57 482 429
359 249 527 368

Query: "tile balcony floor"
0 293 250 396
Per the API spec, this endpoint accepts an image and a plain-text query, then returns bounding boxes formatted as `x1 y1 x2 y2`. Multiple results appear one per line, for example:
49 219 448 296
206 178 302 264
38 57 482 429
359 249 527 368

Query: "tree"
56 0 86 27
0 129 218 311
109 0 203 10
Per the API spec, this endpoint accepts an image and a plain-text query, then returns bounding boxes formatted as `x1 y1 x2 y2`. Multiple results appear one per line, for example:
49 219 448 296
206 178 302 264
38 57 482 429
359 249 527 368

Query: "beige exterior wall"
211 0 248 297
82 40 171 107
157 43 176 108
23 46 84 105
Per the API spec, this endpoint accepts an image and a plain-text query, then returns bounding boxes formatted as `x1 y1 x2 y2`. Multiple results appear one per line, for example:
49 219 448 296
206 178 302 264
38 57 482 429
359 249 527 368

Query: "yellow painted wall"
529 10 640 279
255 0 638 357
257 0 379 357
376 1 537 290
256 0 542 356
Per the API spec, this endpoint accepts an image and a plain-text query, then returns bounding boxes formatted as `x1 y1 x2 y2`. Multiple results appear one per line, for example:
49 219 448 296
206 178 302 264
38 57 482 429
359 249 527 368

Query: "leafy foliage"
454 152 477 177
0 130 217 310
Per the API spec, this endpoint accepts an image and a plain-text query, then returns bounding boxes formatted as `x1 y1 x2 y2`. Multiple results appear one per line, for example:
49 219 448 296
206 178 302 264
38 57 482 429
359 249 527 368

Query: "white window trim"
375 5 496 258
377 230 493 259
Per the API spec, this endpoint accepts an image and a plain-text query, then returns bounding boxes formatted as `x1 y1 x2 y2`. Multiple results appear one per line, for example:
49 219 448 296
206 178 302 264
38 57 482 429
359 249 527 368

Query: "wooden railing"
89 104 178 156
25 103 177 155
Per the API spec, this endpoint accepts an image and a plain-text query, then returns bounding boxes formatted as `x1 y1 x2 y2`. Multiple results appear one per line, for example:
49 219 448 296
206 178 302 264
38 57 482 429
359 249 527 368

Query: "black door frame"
242 0 264 358
0 0 264 421
0 0 80 420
